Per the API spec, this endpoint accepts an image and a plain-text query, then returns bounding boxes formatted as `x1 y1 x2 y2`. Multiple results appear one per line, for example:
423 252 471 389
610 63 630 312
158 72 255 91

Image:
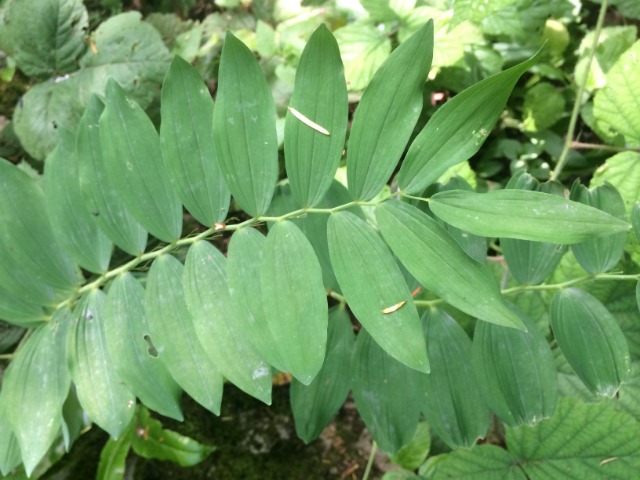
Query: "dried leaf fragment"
287 106 330 136
381 300 407 314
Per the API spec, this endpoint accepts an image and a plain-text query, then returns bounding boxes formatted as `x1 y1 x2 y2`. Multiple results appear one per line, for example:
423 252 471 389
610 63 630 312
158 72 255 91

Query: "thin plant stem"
362 441 377 480
551 0 608 181
571 140 640 153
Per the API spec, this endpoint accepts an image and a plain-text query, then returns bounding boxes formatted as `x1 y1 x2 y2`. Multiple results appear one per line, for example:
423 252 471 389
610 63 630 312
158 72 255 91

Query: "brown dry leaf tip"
287 106 330 135
381 300 407 314
90 40 98 54
410 286 423 297
214 222 225 230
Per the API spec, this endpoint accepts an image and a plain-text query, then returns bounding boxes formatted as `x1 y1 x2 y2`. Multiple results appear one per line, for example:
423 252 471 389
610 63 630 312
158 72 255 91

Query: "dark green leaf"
376 201 523 329
285 25 348 207
473 307 558 427
96 434 131 480
327 210 429 373
431 445 522 480
398 52 541 194
44 129 112 274
131 407 215 467
347 21 434 201
104 274 183 420
429 189 631 243
352 330 423 454
212 32 278 217
100 79 182 242
290 306 354 443
183 241 272 403
160 56 230 226
76 95 147 256
421 309 490 448
261 221 328 384
145 255 224 415
632 202 640 240
68 291 135 438
551 288 630 397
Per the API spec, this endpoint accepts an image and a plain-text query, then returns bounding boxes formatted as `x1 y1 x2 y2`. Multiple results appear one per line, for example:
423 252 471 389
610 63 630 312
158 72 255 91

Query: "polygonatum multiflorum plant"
1 19 639 478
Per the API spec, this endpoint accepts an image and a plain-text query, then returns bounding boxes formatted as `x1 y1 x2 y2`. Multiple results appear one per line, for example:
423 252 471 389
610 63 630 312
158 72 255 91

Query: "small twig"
570 140 639 153
361 441 377 480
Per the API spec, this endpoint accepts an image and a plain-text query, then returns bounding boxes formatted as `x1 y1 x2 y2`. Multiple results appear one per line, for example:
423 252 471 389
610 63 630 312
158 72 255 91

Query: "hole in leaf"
143 334 158 358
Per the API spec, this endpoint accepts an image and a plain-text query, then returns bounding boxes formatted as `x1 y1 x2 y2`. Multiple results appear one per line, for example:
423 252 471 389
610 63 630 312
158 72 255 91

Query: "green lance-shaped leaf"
0 409 22 476
550 288 630 398
501 175 567 285
145 255 224 415
637 281 640 314
77 95 147 256
212 32 278 217
44 128 112 274
472 308 558 427
0 158 78 304
227 227 286 371
398 51 541 194
68 290 136 438
632 202 640 241
0 313 70 476
570 182 627 274
376 201 524 330
290 305 355 443
0 284 46 327
261 221 328 384
285 24 348 207
347 20 434 201
183 241 272 404
421 309 490 448
351 329 423 454
327 211 430 373
131 406 215 467
160 56 230 226
100 79 182 242
97 433 132 480
104 274 183 420
429 189 631 243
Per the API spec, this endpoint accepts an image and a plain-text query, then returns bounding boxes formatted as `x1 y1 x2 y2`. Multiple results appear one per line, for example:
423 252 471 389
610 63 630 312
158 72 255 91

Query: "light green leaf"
0 0 87 78
100 79 182 242
0 409 22 476
592 152 640 215
145 255 224 415
68 291 135 438
473 308 558 427
376 201 524 329
398 52 541 194
359 0 398 22
76 95 147 256
570 183 627 274
611 0 640 19
261 221 328 384
227 227 286 371
12 11 171 160
44 129 112 274
429 189 631 243
285 24 348 207
351 330 422 454
96 434 131 480
522 82 566 132
334 23 391 91
212 32 278 217
183 241 272 404
131 407 215 467
0 284 46 327
0 158 78 305
550 288 630 398
290 305 354 443
0 313 70 476
347 21 434 201
327 210 429 373
421 309 490 448
390 421 431 471
104 274 183 420
160 56 230 226
593 40 640 147
431 445 523 480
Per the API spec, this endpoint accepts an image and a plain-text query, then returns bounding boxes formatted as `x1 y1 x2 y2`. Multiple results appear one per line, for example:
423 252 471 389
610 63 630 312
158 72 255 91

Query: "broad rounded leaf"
327 210 429 373
347 21 434 201
551 288 631 397
285 24 348 207
430 189 630 243
376 201 524 329
160 56 230 226
212 32 278 217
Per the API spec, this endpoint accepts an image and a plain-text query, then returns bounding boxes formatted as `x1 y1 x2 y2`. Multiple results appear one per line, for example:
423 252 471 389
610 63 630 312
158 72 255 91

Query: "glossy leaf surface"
430 189 630 243
160 56 229 226
97 434 131 480
285 25 348 207
100 79 182 242
347 21 434 201
212 32 278 217
376 201 523 329
0 409 21 476
328 210 429 373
